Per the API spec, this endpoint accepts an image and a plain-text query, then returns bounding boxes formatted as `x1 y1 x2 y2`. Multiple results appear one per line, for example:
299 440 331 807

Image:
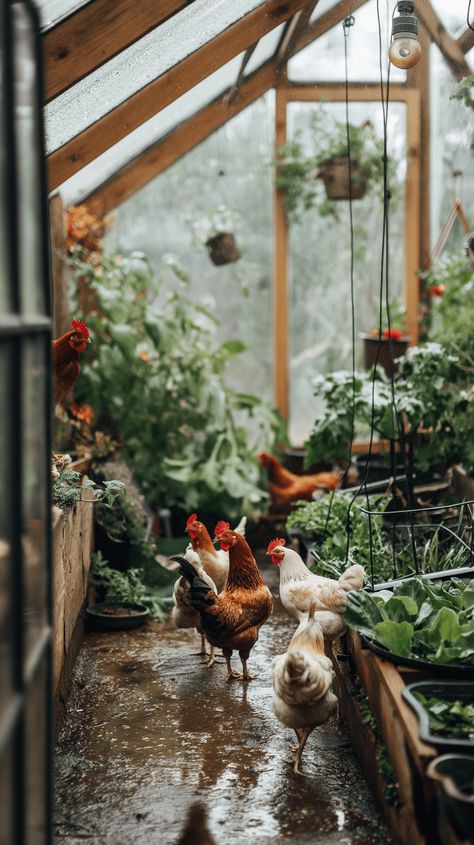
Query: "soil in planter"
97 606 142 617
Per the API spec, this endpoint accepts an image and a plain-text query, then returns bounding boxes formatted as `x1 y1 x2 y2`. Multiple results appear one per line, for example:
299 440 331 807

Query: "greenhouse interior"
3 0 474 843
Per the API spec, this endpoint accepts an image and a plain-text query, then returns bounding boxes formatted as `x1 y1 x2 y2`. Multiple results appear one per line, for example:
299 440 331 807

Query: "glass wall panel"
0 743 14 845
287 100 406 444
288 0 406 83
106 94 274 404
430 0 470 36
0 17 10 313
13 3 45 315
22 337 48 666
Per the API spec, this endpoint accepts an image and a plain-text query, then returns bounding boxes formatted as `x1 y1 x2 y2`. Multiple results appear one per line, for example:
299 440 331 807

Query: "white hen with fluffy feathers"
171 545 218 663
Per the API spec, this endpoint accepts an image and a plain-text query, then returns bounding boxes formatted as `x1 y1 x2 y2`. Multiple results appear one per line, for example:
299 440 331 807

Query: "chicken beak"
87 337 91 343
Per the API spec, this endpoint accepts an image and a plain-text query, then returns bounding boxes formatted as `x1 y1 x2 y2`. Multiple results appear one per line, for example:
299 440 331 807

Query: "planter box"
320 157 367 200
333 630 467 845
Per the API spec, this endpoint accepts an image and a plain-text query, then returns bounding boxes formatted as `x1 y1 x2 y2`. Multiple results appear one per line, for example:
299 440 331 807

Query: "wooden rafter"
43 0 188 102
292 0 370 55
416 0 472 81
85 62 277 217
224 42 259 105
276 1 320 67
47 0 313 192
457 26 474 55
283 81 409 100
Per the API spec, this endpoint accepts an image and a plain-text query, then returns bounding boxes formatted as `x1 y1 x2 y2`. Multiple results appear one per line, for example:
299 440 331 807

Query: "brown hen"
52 319 91 405
258 451 341 512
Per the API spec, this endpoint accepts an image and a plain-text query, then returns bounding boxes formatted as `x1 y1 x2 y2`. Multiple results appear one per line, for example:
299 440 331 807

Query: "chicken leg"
223 648 241 682
239 654 257 681
293 727 312 777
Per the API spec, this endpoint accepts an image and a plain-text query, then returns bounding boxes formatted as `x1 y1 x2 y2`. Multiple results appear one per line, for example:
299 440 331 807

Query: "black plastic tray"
361 635 474 679
402 681 474 754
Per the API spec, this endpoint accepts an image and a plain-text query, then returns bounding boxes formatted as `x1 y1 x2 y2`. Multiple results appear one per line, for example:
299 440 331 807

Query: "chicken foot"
239 657 257 681
223 649 241 682
292 727 312 777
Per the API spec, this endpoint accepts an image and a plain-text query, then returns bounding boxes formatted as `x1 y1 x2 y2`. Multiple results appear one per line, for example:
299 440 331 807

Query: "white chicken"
272 602 338 776
171 544 219 666
185 513 247 593
267 538 365 641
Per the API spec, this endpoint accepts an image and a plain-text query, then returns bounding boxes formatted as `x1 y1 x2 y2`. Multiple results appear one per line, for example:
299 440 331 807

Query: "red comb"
214 520 230 538
267 537 286 554
72 319 90 339
186 513 197 528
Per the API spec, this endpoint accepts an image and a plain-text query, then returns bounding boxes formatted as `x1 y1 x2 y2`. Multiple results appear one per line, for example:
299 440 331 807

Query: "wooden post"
273 85 289 421
405 89 421 344
49 193 70 337
408 28 431 272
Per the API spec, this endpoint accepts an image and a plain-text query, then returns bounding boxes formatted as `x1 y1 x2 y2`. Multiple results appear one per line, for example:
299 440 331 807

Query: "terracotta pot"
320 157 367 201
360 333 410 378
206 232 241 266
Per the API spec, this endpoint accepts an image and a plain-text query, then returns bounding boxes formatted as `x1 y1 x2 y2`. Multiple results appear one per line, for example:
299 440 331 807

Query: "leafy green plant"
274 112 399 222
377 746 402 807
413 691 474 739
191 204 241 245
90 551 165 618
345 577 474 666
52 469 125 510
450 74 474 109
71 250 284 517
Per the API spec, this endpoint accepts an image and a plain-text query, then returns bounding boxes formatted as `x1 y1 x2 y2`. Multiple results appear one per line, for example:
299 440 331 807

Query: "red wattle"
220 542 230 552
271 555 281 566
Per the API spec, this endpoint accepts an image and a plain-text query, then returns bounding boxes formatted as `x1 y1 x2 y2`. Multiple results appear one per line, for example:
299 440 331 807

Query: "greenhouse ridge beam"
415 0 472 81
84 61 277 217
47 0 313 191
43 0 188 102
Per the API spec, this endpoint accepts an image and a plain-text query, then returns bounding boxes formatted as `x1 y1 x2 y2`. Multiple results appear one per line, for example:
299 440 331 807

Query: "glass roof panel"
430 0 470 37
36 0 90 31
309 0 341 23
58 52 246 206
45 0 264 154
244 23 285 76
288 0 406 82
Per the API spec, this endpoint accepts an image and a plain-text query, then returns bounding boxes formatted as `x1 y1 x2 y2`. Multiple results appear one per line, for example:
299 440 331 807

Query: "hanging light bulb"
388 1 421 69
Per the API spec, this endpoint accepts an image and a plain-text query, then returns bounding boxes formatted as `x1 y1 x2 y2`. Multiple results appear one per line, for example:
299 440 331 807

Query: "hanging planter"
360 331 410 378
206 232 241 266
319 157 367 201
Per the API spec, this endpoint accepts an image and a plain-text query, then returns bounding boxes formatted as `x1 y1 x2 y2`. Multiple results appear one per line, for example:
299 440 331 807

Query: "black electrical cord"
468 0 474 32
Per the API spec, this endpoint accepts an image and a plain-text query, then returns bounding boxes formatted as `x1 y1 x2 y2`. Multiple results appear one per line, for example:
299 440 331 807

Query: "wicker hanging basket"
206 232 241 266
320 157 368 201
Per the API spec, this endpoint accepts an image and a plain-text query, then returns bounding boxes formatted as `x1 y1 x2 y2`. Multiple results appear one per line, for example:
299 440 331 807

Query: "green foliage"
376 746 402 807
450 75 474 109
90 551 165 619
413 691 474 739
274 112 399 223
345 577 474 667
72 250 284 517
52 469 126 510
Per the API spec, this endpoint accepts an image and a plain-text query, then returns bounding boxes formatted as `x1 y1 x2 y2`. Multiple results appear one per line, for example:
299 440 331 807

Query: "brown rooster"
258 451 342 512
52 319 91 405
172 521 273 682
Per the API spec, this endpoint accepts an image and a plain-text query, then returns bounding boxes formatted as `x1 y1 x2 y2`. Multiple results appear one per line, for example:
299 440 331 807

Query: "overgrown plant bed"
334 630 467 845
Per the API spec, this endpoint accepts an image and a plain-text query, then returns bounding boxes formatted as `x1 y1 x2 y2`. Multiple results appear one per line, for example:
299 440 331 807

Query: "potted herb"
402 681 474 753
360 299 410 377
87 551 165 630
275 111 399 222
192 205 241 265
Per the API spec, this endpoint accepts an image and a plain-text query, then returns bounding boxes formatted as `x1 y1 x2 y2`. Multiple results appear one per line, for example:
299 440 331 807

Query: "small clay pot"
320 157 367 200
360 333 410 378
206 233 241 266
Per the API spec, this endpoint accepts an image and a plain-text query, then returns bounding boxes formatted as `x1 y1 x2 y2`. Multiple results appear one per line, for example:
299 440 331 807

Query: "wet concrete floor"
54 561 393 845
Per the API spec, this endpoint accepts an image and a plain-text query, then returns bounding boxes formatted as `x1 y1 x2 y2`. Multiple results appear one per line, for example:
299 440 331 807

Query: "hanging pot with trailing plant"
319 157 368 201
206 232 241 266
360 328 410 377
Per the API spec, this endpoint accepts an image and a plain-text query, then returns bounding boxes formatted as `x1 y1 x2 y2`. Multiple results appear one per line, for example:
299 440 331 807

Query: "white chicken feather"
171 544 218 664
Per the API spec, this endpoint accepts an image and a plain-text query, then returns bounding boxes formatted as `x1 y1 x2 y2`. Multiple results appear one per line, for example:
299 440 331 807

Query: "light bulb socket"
392 16 419 38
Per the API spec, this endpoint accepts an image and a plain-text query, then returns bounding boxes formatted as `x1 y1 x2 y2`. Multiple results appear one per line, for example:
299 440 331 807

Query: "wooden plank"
276 2 320 67
405 88 421 344
292 0 370 55
273 86 289 420
43 0 188 102
408 28 431 273
457 27 474 55
282 82 409 101
49 193 71 336
85 61 277 217
47 0 312 191
416 0 472 81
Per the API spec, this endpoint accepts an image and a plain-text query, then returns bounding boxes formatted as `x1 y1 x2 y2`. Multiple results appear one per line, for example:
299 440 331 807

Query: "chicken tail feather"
171 556 218 614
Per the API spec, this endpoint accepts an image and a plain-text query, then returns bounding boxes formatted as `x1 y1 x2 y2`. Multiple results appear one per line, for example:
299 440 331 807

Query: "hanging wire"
468 0 474 32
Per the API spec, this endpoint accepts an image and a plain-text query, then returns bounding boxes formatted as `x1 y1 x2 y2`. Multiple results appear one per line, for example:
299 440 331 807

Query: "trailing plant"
191 204 241 245
345 576 474 667
52 469 125 511
413 691 474 739
90 551 165 619
450 74 474 109
274 112 399 222
70 249 284 517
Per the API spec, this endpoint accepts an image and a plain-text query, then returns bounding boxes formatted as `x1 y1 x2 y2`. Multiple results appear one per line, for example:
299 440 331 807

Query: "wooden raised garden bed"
333 630 470 845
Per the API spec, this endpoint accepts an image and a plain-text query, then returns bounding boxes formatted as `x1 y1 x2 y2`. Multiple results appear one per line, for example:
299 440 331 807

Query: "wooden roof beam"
457 27 474 55
43 0 189 103
292 0 370 54
415 0 472 80
276 2 320 68
84 61 277 217
47 0 314 192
